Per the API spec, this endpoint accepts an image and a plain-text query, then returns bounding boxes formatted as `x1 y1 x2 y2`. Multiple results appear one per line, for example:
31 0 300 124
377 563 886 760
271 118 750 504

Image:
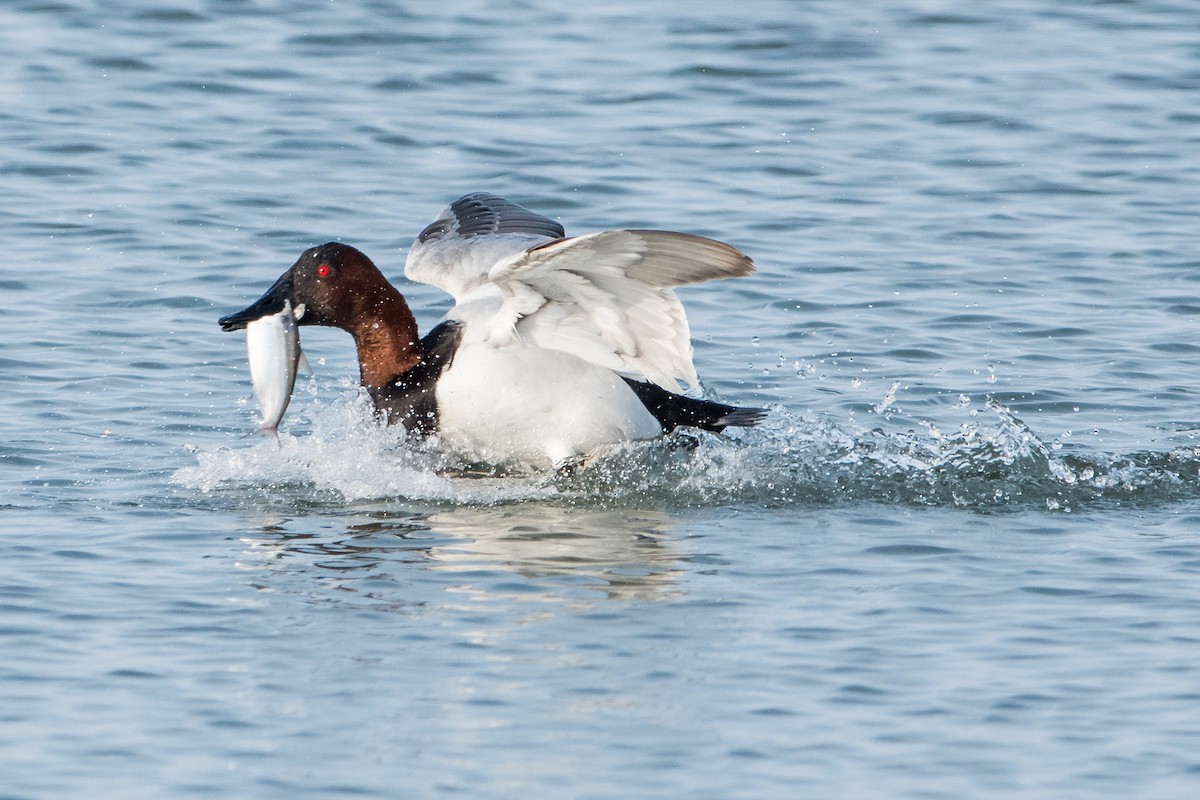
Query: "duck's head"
219 242 401 333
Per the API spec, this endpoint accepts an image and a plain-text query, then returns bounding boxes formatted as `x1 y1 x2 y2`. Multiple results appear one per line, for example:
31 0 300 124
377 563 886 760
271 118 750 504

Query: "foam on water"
174 393 559 505
174 387 1200 512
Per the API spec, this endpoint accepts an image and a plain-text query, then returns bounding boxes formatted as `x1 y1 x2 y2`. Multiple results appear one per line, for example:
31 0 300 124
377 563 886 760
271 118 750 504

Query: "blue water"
5 1 1200 797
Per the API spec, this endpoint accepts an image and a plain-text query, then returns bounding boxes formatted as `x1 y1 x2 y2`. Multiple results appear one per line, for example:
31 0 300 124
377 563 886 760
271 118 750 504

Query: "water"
4 0 1200 797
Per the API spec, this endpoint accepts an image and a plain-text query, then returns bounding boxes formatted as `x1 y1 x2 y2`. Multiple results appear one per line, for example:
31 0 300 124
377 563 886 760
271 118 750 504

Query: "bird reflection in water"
237 504 682 606
423 504 681 603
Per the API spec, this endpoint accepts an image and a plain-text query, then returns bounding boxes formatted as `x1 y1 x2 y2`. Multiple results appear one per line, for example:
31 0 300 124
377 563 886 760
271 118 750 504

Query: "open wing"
407 194 754 392
474 229 754 392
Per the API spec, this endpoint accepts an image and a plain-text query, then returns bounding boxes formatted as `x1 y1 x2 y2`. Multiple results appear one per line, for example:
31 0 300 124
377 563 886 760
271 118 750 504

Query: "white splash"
174 389 1200 511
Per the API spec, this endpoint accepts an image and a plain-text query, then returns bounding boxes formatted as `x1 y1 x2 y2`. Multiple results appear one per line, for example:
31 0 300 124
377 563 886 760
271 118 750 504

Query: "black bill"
218 271 293 332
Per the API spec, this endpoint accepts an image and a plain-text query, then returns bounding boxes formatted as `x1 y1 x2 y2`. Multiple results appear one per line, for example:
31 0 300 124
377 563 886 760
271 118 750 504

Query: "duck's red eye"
317 264 331 277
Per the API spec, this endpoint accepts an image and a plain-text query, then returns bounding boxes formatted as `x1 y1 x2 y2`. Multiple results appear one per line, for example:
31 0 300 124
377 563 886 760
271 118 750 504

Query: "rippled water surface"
5 1 1200 797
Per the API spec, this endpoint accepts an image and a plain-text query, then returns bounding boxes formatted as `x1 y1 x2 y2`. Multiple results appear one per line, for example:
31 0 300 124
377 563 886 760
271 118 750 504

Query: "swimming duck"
219 193 764 468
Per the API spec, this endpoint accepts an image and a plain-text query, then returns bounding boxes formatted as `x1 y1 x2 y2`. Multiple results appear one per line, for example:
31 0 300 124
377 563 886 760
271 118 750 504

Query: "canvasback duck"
219 193 764 468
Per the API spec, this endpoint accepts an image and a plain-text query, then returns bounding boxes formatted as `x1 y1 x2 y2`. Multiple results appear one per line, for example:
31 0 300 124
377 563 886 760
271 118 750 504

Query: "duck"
219 193 764 469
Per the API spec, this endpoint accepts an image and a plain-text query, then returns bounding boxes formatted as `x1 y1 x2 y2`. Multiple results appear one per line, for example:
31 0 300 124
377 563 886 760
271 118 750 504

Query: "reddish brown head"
219 242 422 388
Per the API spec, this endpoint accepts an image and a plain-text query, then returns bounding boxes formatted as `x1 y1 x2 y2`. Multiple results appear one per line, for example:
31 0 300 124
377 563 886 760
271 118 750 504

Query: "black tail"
622 378 767 433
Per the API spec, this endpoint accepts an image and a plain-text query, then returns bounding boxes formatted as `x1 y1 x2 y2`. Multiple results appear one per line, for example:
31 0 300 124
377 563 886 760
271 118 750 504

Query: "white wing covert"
483 229 754 392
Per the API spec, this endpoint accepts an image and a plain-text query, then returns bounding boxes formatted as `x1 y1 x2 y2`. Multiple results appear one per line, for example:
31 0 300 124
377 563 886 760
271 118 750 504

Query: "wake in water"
174 389 1200 511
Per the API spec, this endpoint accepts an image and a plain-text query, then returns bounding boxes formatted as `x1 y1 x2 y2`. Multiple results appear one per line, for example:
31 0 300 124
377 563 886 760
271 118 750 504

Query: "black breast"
369 320 463 435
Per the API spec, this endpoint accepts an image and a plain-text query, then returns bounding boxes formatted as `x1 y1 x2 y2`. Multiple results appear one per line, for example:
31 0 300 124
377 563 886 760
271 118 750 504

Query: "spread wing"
404 192 565 298
407 194 754 392
468 229 755 392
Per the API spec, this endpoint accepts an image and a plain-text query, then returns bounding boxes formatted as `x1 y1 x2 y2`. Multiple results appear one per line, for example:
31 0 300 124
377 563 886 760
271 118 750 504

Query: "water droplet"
873 381 901 414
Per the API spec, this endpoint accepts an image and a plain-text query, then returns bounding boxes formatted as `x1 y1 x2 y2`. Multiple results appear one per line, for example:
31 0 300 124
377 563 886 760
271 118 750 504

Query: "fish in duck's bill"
220 277 309 435
219 193 766 469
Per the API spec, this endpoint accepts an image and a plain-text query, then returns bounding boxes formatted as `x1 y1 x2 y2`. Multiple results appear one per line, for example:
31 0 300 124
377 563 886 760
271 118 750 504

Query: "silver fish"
245 299 308 435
